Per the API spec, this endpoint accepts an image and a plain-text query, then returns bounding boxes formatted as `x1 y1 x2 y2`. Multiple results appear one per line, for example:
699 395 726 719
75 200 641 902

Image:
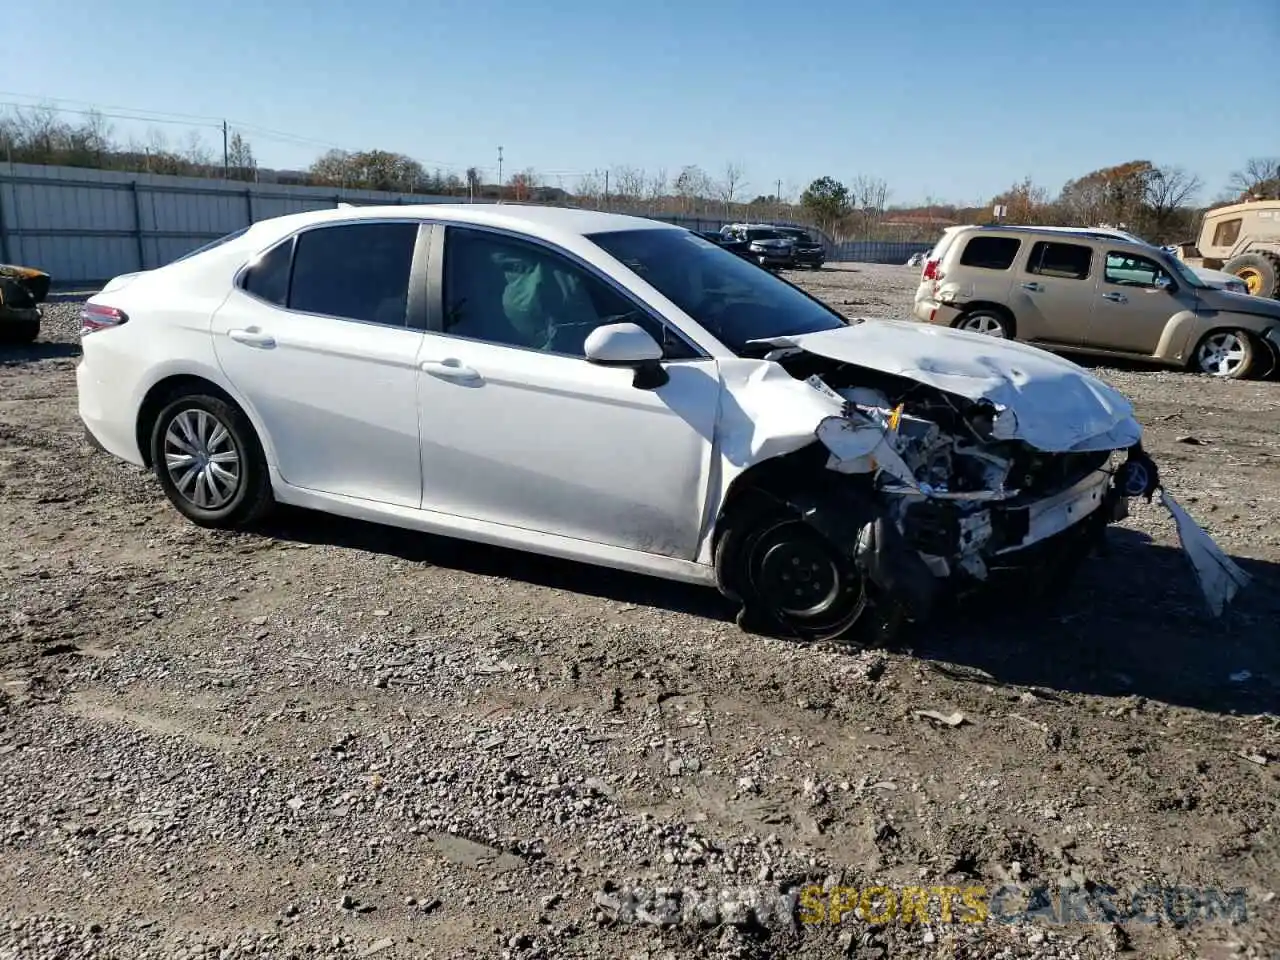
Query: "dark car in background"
718 224 798 271
772 227 825 270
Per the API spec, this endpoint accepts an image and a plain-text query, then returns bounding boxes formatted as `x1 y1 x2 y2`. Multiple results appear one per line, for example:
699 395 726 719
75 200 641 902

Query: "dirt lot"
2 263 1278 960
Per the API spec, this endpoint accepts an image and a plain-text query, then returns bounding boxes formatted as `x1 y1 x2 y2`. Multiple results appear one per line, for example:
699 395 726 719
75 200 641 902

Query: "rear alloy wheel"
719 509 867 643
150 394 274 528
1193 329 1256 379
957 310 1009 338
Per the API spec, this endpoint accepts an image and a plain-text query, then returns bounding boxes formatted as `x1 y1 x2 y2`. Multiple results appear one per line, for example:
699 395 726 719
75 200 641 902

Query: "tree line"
799 160 1280 245
2 104 1276 244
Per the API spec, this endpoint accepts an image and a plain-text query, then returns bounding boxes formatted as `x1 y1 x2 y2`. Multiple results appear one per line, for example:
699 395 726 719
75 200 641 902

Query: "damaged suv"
77 206 1247 644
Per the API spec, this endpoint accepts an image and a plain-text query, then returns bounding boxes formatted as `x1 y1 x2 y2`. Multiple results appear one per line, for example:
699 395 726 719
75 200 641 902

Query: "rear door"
210 219 429 507
1010 239 1098 346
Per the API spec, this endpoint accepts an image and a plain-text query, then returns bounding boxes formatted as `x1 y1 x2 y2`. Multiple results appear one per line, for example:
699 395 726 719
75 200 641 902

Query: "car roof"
949 223 1150 245
239 203 679 251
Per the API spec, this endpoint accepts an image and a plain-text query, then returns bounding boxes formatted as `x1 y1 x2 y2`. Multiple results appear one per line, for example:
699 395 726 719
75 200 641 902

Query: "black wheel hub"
757 539 840 616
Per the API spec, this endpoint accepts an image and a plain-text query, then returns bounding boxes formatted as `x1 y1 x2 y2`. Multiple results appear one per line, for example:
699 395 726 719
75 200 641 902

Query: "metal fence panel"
1 162 931 285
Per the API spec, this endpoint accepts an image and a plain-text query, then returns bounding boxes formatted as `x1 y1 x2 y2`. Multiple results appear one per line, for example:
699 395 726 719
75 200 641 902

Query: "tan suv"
912 225 1280 379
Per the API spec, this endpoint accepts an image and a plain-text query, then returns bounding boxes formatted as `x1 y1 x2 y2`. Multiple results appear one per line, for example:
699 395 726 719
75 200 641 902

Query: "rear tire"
1190 328 1258 379
149 393 274 528
1223 252 1279 299
955 308 1012 338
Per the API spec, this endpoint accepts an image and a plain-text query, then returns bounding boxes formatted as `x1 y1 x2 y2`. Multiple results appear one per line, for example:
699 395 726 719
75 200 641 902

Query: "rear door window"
1026 241 1093 280
958 235 1021 270
287 222 418 326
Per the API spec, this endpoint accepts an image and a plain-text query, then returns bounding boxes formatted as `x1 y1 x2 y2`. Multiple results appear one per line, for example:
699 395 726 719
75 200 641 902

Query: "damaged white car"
77 206 1250 643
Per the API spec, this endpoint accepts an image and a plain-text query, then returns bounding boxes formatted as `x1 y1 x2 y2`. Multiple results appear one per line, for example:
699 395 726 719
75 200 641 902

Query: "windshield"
1162 252 1210 289
587 228 846 354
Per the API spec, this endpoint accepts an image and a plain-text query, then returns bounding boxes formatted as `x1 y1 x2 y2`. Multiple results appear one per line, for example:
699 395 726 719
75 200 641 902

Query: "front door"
210 220 427 507
1083 250 1183 355
414 224 721 560
1010 239 1099 346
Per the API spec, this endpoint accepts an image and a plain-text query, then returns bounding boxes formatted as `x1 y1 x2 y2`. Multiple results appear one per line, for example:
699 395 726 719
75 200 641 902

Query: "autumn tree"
991 177 1056 225
508 168 539 201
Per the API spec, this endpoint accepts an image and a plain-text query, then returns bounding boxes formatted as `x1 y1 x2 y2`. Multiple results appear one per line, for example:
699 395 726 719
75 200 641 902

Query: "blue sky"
6 0 1277 205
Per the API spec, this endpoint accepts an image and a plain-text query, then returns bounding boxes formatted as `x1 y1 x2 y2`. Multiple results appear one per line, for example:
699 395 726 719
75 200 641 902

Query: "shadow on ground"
0 342 80 365
258 506 734 622
913 527 1280 716
260 509 1279 716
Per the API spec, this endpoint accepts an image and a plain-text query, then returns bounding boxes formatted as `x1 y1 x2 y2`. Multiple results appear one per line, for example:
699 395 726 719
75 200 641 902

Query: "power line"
0 94 606 182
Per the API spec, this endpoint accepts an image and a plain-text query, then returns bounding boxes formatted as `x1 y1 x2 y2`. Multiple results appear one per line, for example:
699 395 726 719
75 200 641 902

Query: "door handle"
1021 282 1043 292
421 359 481 382
227 328 276 348
1102 292 1128 303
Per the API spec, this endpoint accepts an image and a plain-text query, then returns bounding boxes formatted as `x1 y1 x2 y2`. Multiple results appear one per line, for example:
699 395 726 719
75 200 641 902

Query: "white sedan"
76 206 1246 641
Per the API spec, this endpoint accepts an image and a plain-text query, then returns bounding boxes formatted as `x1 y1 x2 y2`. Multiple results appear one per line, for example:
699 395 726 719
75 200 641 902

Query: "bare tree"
718 161 747 209
179 130 211 169
1228 157 1280 200
849 175 890 237
15 104 64 159
674 165 711 212
646 167 668 204
1143 166 1203 239
575 170 604 206
611 165 647 204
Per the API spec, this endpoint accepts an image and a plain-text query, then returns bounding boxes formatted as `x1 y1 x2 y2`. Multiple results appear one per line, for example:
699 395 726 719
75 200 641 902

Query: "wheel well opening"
712 445 875 551
955 302 1017 337
135 375 239 468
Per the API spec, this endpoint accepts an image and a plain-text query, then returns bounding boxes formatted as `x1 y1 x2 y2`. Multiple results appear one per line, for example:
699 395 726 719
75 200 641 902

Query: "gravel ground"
1 265 1278 960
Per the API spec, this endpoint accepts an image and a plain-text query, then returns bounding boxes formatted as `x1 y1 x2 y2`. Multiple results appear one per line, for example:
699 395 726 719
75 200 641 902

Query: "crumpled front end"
714 323 1250 630
807 374 1146 611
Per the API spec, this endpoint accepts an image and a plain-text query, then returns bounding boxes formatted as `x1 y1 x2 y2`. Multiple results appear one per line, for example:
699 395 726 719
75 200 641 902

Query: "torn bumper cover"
747 321 1251 621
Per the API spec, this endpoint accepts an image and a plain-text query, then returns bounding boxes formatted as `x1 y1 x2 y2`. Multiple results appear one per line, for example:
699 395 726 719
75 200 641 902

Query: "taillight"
922 259 940 281
80 303 128 336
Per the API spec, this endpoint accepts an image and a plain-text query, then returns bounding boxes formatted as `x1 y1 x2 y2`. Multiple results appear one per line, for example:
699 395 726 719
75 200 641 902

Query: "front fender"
1154 309 1215 364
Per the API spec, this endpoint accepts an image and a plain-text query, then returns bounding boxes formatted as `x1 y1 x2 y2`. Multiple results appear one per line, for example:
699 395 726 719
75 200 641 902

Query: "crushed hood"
755 319 1143 453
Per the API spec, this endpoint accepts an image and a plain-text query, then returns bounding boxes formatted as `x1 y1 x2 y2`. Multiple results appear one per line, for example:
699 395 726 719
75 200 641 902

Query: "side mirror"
584 322 669 389
1154 274 1174 291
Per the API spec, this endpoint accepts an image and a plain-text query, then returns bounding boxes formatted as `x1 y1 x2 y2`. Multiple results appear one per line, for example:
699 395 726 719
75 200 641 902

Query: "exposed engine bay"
727 334 1252 627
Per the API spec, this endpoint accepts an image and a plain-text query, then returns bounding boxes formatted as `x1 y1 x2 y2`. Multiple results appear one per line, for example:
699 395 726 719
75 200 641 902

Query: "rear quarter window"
957 235 1021 270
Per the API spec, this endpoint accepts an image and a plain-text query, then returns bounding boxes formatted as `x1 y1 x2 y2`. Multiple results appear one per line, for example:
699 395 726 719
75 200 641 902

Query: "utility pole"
497 146 503 202
604 169 609 208
222 120 229 179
